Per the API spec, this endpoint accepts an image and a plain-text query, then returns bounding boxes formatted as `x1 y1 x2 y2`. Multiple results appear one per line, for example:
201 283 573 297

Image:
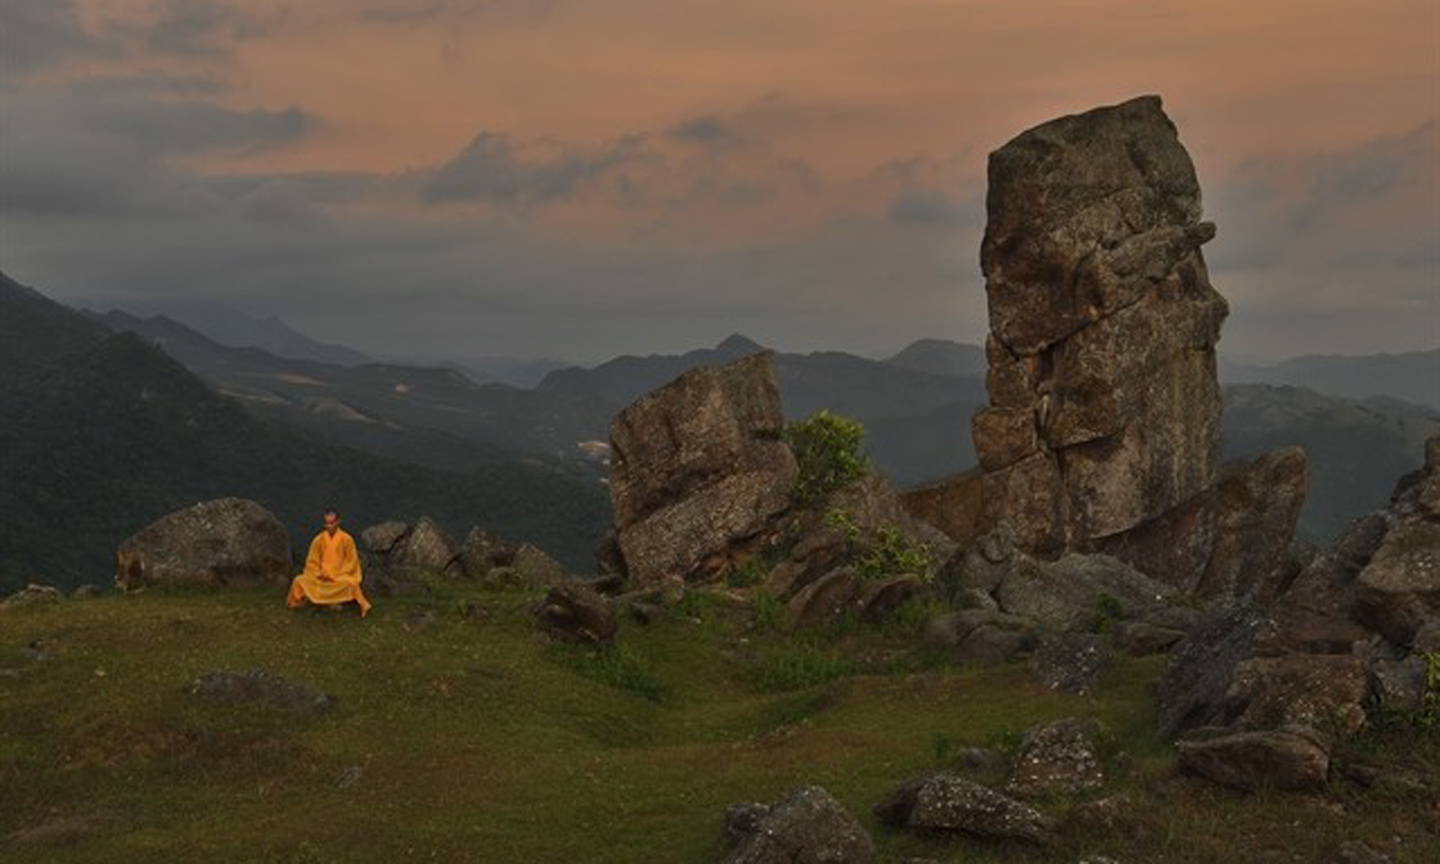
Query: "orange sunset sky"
1 0 1436 364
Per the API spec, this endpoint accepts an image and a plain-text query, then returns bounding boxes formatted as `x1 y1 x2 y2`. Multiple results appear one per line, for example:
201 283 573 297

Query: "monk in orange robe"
287 509 372 617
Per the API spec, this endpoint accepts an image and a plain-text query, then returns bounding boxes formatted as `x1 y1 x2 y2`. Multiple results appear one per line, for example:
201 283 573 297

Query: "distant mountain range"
6 271 1435 590
1221 350 1439 411
0 273 611 593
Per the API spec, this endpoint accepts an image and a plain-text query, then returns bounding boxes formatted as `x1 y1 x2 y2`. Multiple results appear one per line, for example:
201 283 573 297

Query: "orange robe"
287 529 372 616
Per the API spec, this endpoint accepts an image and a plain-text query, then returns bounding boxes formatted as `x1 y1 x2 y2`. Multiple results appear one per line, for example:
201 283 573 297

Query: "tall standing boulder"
976 95 1228 554
609 352 798 585
116 498 291 590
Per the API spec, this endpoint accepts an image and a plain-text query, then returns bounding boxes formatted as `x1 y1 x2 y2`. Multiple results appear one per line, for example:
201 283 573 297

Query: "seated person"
287 508 372 617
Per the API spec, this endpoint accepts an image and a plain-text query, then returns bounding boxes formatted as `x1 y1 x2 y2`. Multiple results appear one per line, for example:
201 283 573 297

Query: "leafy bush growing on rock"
825 508 935 582
784 410 870 505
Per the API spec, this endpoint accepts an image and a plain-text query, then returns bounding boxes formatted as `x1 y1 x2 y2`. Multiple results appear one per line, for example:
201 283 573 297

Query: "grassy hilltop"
3 580 1436 863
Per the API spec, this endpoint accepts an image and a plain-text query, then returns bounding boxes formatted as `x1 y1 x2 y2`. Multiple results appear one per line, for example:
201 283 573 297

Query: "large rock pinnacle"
976 95 1229 554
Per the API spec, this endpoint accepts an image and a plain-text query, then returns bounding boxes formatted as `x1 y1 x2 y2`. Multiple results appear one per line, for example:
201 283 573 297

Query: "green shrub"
784 411 869 505
853 525 935 582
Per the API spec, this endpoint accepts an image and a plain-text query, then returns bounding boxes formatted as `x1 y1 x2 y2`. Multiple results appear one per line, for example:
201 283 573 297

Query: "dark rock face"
534 583 617 644
1155 605 1265 737
116 498 291 591
609 352 798 586
1176 725 1330 791
977 95 1228 553
900 468 986 547
193 668 332 712
873 773 1051 844
1096 448 1308 601
1007 718 1105 797
721 786 875 864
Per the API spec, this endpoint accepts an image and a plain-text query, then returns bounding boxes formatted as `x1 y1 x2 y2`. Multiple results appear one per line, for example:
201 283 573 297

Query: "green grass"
1 584 1436 863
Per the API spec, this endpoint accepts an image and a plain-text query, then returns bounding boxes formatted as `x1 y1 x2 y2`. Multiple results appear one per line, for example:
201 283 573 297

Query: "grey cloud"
361 0 563 25
668 115 738 145
0 0 115 80
0 76 310 218
420 131 651 204
134 1 284 56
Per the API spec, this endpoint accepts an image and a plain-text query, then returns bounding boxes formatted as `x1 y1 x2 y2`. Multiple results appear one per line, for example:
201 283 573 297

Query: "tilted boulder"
609 352 798 586
873 773 1052 844
116 498 291 591
976 95 1228 553
721 786 875 864
1354 439 1440 646
1177 725 1330 791
534 583 617 644
1094 447 1308 601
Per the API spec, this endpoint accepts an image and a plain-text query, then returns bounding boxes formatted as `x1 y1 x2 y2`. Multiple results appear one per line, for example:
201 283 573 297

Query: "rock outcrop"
1157 436 1440 784
976 95 1228 555
609 352 798 586
967 95 1315 609
116 498 291 591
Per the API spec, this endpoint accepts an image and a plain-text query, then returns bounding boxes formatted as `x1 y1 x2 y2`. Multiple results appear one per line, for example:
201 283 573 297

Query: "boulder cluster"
720 716 1117 863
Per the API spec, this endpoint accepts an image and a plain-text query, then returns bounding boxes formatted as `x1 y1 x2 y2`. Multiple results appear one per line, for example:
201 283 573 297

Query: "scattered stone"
1413 622 1440 653
23 640 49 661
1370 656 1428 715
1 583 63 608
534 583 617 644
1154 604 1264 737
1065 795 1133 835
1176 724 1330 791
392 516 459 573
1354 519 1440 648
610 352 798 586
874 772 1051 844
70 584 103 599
1007 718 1105 797
360 521 408 554
952 747 1008 776
788 569 862 628
1225 654 1368 736
334 765 364 790
116 498 290 590
926 609 1039 664
1031 632 1110 695
193 668 332 713
721 786 875 864
722 802 771 846
510 544 569 588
